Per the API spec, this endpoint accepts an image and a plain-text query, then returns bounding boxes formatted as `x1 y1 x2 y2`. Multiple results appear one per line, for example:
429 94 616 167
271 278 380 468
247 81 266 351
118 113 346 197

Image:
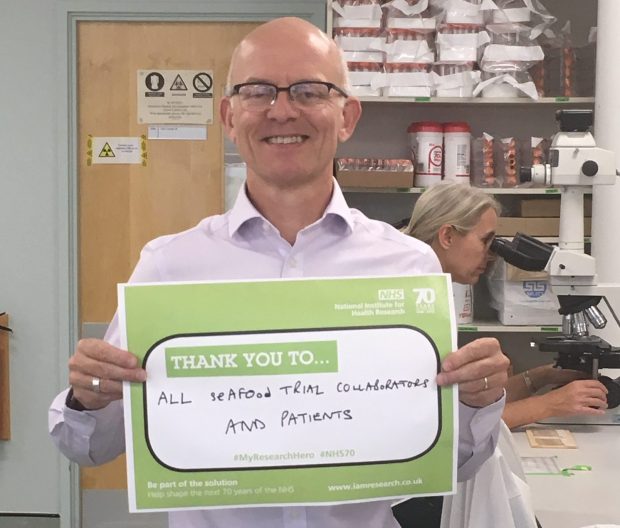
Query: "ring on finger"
91 376 102 393
483 376 489 391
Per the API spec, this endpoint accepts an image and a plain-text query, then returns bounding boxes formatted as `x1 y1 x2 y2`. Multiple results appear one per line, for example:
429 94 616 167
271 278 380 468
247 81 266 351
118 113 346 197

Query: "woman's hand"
544 379 608 417
533 364 587 388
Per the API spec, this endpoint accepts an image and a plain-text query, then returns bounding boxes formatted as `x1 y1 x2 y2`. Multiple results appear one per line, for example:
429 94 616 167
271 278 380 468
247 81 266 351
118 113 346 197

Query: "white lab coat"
440 421 538 528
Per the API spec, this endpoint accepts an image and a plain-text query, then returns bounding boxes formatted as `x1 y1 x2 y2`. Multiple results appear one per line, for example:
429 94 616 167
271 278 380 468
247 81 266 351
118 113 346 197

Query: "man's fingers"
435 338 509 408
70 354 146 383
70 371 124 397
77 338 140 369
458 372 504 395
437 353 509 386
70 339 146 383
441 337 501 372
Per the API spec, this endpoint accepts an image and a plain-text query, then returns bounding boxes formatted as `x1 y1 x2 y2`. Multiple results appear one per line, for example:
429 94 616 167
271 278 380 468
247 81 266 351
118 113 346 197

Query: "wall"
0 0 66 518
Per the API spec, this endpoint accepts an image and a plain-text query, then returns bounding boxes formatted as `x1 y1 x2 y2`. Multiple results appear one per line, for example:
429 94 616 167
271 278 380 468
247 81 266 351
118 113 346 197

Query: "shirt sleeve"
49 388 126 466
456 391 505 481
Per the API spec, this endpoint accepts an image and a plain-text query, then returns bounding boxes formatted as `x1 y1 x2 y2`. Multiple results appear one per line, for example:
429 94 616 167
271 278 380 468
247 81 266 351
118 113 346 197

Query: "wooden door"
78 20 259 490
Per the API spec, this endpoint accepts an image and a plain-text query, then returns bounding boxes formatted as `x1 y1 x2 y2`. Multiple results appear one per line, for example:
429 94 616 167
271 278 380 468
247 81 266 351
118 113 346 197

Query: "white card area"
143 327 440 471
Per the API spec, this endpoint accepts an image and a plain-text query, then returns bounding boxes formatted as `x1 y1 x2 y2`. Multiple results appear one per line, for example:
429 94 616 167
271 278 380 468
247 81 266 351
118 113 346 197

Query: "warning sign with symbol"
99 142 115 157
87 136 147 166
137 69 214 125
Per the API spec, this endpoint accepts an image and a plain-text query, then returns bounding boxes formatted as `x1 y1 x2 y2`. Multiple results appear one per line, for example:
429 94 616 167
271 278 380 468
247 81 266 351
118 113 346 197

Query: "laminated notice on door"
137 69 214 125
87 135 147 166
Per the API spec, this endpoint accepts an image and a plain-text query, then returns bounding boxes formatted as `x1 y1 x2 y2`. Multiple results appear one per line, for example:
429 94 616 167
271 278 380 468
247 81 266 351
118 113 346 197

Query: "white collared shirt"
49 181 503 528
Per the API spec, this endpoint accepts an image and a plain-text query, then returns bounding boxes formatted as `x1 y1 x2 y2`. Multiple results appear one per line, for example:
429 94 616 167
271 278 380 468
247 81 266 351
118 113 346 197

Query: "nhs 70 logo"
412 288 436 313
523 281 547 299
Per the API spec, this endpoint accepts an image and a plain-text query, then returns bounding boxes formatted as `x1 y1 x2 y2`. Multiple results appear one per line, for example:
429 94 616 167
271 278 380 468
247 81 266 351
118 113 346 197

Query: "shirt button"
288 258 297 268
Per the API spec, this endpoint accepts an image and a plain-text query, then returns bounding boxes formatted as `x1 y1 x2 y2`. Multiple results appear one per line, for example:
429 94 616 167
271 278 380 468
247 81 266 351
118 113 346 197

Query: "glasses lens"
237 84 276 108
290 82 331 106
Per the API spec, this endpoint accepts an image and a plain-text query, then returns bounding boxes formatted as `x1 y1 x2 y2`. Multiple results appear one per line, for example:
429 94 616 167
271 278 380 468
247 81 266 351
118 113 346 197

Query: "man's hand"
436 337 509 408
68 338 146 410
545 379 608 417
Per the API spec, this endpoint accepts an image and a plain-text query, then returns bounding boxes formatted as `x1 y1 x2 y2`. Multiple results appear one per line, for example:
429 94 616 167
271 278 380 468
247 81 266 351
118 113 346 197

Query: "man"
50 17 509 528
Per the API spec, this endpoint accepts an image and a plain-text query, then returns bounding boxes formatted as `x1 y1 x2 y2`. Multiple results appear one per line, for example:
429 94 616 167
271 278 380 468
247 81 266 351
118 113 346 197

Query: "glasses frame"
450 224 496 250
226 81 349 109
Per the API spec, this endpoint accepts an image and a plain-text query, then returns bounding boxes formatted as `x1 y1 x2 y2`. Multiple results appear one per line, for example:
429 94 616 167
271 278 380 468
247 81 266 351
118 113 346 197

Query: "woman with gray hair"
403 182 500 285
402 181 607 430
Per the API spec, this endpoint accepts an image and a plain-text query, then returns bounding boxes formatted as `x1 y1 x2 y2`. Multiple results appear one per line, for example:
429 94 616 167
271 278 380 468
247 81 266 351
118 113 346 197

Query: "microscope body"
497 110 620 407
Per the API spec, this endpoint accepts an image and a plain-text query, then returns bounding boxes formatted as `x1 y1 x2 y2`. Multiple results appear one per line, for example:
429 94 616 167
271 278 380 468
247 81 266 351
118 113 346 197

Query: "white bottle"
408 121 443 187
443 122 471 184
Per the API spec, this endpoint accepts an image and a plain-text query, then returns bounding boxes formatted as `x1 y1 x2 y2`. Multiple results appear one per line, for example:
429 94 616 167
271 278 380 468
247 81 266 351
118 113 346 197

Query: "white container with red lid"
408 121 443 187
443 122 471 184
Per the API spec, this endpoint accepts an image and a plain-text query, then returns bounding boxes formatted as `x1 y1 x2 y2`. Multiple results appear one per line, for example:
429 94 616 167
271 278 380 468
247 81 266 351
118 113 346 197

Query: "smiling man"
49 17 509 528
220 18 362 244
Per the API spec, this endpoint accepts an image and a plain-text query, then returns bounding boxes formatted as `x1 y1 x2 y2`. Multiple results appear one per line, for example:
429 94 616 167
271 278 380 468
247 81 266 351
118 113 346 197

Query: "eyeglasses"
226 81 348 110
451 225 495 250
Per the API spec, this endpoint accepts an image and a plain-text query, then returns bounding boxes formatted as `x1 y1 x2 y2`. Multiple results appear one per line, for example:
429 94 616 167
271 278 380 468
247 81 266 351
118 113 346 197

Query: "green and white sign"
119 275 457 512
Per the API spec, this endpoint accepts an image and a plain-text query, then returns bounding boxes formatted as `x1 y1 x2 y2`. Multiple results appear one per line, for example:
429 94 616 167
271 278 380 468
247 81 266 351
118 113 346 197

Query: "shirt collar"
227 179 355 238
227 184 263 237
323 179 355 232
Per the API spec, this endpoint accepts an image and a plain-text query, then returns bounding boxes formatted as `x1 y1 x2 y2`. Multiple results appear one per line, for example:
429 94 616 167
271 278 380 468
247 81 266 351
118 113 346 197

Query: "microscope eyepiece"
490 233 553 272
556 109 593 132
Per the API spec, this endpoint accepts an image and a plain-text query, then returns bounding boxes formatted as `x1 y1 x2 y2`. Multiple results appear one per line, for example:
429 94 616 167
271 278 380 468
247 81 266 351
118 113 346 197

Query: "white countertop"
513 423 620 528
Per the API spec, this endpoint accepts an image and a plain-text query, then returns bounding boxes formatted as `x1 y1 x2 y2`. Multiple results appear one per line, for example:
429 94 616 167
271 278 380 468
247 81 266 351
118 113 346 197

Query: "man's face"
220 34 361 190
444 208 498 285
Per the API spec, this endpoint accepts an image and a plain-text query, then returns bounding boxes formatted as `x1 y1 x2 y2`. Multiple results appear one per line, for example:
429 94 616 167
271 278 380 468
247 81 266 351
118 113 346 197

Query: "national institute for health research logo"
377 288 436 314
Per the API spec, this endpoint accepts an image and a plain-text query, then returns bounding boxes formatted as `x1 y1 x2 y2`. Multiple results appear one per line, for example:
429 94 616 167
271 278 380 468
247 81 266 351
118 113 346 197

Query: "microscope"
491 109 620 409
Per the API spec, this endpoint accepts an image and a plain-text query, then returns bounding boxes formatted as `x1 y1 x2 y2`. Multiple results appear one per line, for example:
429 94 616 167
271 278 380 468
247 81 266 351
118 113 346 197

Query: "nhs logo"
378 289 405 301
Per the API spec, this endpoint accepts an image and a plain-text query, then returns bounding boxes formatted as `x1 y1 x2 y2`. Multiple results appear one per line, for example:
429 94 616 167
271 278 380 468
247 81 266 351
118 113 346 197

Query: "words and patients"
157 377 430 435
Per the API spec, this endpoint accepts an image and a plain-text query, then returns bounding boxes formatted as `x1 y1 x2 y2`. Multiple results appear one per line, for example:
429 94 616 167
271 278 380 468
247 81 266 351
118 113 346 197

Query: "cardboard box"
486 260 562 325
520 196 592 217
496 217 591 237
336 169 414 189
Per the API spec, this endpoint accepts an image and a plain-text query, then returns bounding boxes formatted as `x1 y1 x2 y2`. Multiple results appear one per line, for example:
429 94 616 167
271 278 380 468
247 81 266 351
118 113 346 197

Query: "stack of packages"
332 1 385 96
470 133 551 188
433 0 486 97
474 0 554 99
332 0 558 100
381 0 438 97
335 158 415 188
332 0 486 98
532 22 597 98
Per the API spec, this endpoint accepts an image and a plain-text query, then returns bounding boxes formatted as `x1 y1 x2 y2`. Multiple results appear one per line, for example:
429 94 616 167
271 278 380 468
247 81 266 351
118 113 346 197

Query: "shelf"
458 322 561 333
358 96 595 105
342 186 566 195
